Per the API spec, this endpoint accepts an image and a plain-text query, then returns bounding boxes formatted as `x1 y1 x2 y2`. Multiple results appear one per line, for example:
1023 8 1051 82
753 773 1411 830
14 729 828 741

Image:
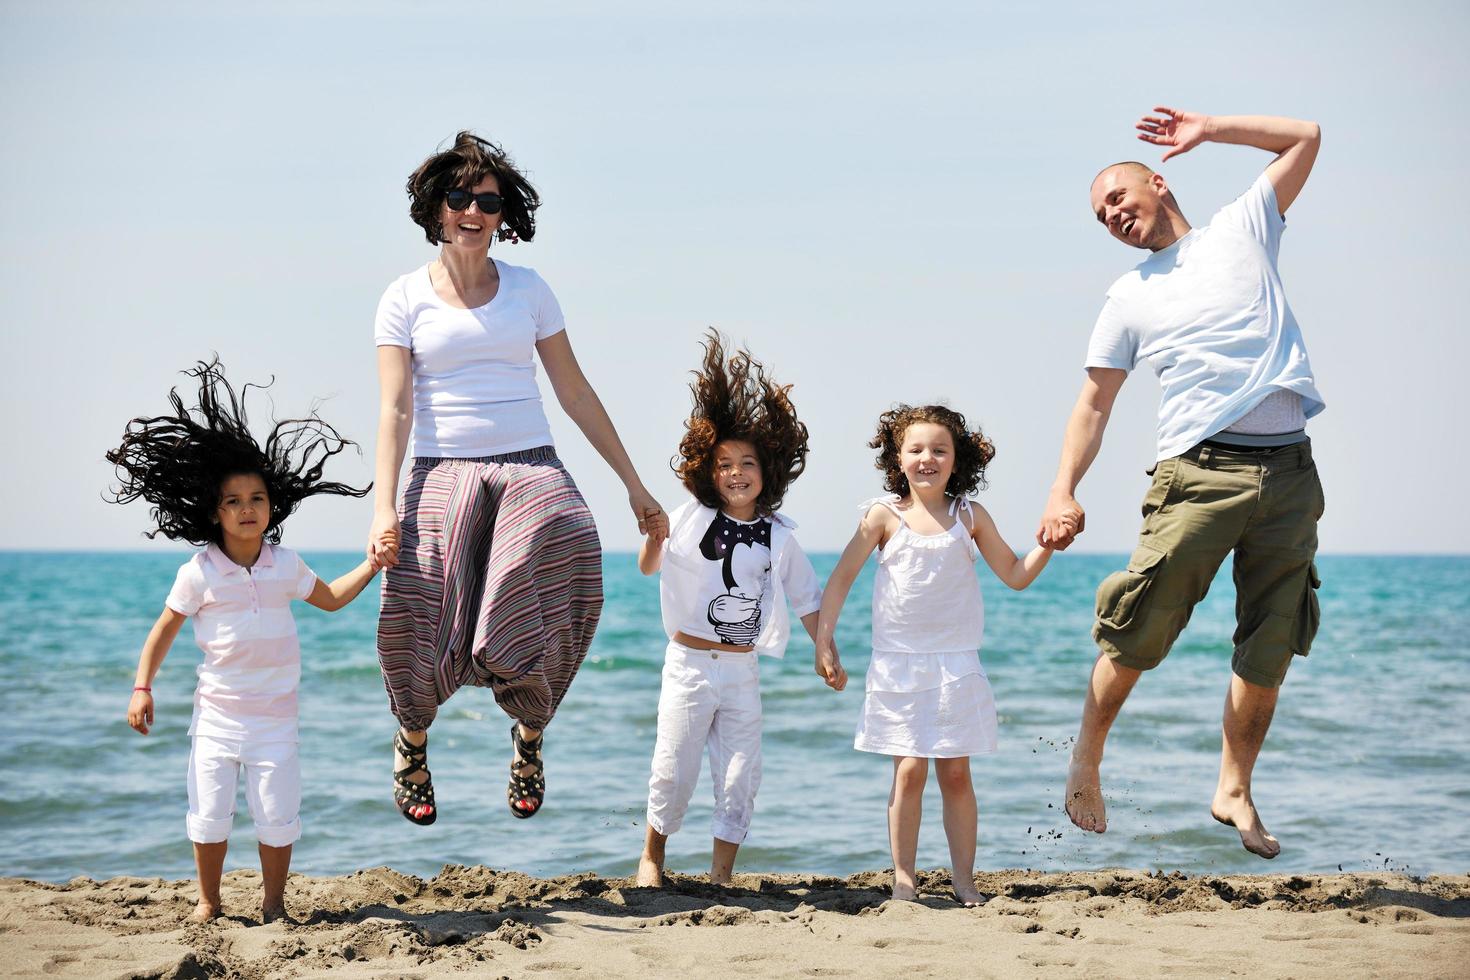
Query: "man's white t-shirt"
1085 173 1325 461
374 259 566 459
166 543 318 742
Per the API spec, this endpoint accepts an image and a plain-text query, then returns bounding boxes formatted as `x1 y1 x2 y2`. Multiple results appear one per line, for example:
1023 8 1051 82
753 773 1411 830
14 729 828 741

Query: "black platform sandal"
393 729 437 826
507 723 545 819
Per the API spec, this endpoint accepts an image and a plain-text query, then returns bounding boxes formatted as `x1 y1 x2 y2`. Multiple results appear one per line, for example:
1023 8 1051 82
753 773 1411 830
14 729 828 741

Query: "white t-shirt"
374 259 566 459
659 500 823 658
1085 173 1325 461
166 543 318 742
676 512 776 647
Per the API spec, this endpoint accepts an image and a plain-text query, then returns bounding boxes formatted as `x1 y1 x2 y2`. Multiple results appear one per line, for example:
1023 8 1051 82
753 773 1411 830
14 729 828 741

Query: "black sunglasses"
444 189 504 213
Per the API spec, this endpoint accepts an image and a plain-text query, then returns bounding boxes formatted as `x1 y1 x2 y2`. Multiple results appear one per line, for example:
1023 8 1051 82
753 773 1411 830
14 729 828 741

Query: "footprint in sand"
871 936 941 948
523 962 583 972
41 953 80 974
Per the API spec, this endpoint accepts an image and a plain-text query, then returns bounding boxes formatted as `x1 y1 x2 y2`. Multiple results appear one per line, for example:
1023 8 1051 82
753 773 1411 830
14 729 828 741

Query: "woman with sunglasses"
369 131 668 826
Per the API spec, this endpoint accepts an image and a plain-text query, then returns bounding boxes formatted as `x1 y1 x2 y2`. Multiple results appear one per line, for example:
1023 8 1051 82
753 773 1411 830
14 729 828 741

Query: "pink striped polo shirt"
165 543 318 742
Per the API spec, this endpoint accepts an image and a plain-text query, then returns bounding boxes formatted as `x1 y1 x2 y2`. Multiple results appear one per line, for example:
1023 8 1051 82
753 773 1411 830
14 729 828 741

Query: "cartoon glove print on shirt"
698 513 772 646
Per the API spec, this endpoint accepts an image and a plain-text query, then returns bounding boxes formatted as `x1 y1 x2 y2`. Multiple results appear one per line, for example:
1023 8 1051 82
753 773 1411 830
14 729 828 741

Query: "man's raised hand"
1136 106 1210 162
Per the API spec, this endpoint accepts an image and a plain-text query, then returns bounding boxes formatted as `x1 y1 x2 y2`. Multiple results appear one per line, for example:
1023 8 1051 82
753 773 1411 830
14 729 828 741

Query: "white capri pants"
646 641 763 844
186 735 302 847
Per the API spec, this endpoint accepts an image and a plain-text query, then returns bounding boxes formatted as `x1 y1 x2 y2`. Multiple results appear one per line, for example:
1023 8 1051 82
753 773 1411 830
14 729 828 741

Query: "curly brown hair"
674 330 809 516
869 404 996 498
406 132 541 245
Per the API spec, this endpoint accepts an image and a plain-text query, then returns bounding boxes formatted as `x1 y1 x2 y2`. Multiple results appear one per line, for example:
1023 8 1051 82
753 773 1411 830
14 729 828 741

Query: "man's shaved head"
1092 160 1156 190
1089 160 1185 250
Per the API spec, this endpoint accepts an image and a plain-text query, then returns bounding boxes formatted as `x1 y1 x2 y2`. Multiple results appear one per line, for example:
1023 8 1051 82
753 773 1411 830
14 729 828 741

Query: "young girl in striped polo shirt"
108 359 382 925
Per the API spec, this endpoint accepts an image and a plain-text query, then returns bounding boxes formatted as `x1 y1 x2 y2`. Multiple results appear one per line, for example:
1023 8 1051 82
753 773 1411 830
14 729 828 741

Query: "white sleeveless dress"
853 495 998 758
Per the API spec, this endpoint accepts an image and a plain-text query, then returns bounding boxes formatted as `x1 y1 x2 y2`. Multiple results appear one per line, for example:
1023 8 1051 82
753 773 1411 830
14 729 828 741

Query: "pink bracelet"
133 686 152 693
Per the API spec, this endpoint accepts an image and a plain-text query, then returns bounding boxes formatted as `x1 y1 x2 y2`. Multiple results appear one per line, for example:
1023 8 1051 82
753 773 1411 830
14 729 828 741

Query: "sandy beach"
3 866 1465 979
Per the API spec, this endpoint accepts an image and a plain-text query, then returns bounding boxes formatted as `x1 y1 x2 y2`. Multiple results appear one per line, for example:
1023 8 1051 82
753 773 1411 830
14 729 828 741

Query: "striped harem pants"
376 447 604 732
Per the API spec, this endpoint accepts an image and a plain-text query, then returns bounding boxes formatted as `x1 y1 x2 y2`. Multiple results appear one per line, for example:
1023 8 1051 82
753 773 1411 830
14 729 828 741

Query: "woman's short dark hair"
870 404 996 498
674 330 809 517
406 131 541 245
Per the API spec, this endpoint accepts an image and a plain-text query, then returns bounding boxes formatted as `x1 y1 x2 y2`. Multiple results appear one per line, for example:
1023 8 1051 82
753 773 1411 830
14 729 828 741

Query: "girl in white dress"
815 405 1063 905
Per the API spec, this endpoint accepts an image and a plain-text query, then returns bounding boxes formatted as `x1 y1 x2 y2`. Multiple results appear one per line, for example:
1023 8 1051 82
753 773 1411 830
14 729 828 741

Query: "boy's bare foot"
261 903 289 924
953 877 985 908
188 900 221 923
890 878 918 902
1211 790 1280 859
1065 759 1107 833
635 854 663 888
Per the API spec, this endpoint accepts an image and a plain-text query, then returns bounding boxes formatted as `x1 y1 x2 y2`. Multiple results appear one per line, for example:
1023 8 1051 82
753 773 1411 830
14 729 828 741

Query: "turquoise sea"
2 552 1466 883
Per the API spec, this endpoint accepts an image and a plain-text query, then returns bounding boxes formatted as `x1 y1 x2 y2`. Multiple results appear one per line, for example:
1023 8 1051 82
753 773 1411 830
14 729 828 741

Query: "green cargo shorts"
1093 439 1324 688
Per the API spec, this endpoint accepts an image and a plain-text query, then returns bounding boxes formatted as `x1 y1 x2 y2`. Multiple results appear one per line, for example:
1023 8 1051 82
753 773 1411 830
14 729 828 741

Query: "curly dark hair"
869 404 996 498
673 330 809 517
406 131 541 245
105 358 370 546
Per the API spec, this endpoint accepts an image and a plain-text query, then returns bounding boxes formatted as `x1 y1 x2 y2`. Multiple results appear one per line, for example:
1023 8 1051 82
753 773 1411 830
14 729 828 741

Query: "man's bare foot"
261 903 289 924
187 900 221 923
952 876 985 908
1211 790 1280 859
890 878 918 902
635 854 663 888
1065 759 1107 833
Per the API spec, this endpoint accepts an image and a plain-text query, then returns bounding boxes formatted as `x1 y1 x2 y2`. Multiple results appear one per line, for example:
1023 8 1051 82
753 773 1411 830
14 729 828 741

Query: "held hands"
630 488 668 543
815 642 848 691
1037 490 1084 550
368 512 401 570
1136 106 1211 162
128 690 154 735
372 527 400 573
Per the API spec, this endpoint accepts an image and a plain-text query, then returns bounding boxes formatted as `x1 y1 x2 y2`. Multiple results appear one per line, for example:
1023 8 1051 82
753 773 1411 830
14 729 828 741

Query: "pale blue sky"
3 1 1466 553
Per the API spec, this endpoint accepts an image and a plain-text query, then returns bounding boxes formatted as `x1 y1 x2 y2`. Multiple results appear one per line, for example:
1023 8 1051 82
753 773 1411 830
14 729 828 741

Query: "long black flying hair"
105 357 370 546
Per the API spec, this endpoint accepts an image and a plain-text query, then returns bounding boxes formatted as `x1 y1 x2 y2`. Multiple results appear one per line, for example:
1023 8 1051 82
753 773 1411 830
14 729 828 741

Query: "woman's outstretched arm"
538 331 666 540
370 345 413 567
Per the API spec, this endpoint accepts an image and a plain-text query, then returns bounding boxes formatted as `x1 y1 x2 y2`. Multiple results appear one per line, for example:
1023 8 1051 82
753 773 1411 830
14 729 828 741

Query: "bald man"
1039 108 1325 858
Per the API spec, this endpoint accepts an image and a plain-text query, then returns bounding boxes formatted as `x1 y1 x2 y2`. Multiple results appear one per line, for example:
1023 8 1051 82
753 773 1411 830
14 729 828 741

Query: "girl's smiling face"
899 422 955 495
713 439 763 517
215 472 271 543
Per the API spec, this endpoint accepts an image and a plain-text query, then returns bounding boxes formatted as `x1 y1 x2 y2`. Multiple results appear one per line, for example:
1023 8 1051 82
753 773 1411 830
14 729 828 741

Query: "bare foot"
187 900 221 923
635 854 664 888
890 879 918 902
261 903 289 924
1211 790 1280 859
953 877 985 908
1065 759 1107 833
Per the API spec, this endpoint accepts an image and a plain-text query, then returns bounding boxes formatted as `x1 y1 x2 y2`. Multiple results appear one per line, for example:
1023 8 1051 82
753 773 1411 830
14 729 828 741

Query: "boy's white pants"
186 735 302 847
646 641 763 844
